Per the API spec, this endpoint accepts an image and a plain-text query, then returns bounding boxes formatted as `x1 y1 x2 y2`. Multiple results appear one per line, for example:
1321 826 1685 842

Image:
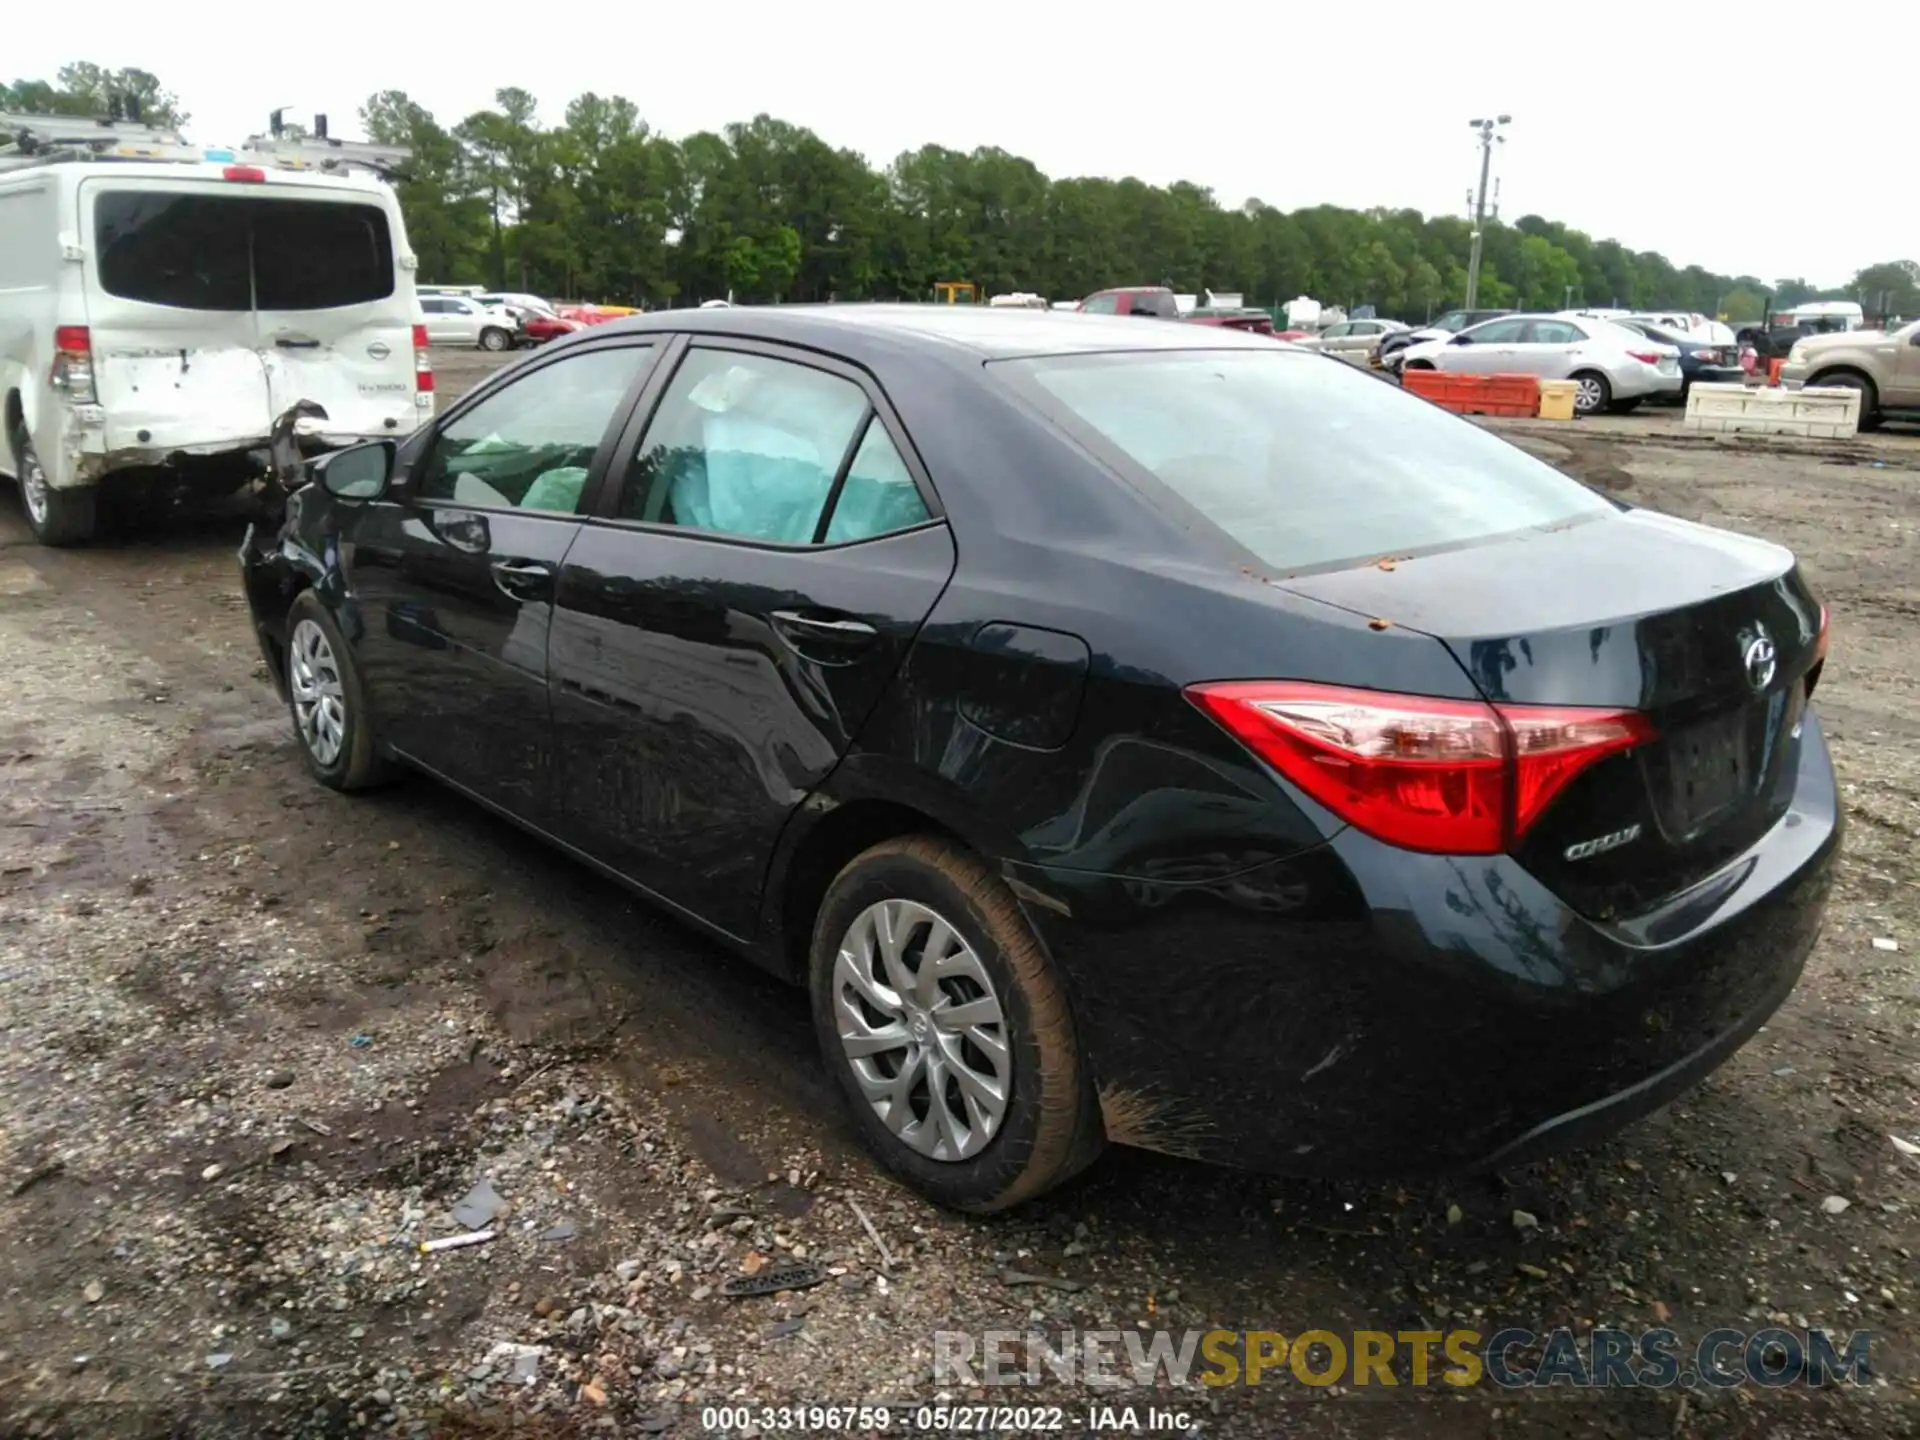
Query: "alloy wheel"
1575 377 1607 414
289 618 348 767
831 898 1011 1162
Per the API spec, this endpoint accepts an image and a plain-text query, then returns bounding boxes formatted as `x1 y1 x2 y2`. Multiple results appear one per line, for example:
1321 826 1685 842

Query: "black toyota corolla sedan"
239 306 1838 1211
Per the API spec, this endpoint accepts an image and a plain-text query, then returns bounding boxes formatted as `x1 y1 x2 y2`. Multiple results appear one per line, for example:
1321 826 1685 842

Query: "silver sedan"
1400 314 1682 415
1302 318 1410 364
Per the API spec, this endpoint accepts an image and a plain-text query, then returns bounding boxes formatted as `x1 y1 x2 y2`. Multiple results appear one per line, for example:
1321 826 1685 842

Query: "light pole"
1463 115 1510 309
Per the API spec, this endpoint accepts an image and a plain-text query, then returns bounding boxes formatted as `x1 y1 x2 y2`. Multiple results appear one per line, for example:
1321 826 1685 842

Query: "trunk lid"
1280 509 1825 917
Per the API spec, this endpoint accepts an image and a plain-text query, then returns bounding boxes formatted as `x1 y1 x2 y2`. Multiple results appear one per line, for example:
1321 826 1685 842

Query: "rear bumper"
1006 711 1840 1178
1615 368 1686 400
64 430 399 490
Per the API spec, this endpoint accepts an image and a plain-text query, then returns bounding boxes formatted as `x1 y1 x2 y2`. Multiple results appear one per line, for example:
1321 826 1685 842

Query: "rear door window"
94 191 251 310
999 349 1613 573
1464 319 1529 344
823 420 932 543
93 190 393 312
1524 321 1583 345
617 349 869 543
252 200 392 309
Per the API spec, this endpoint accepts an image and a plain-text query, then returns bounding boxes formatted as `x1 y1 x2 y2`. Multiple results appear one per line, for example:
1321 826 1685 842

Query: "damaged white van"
0 115 434 544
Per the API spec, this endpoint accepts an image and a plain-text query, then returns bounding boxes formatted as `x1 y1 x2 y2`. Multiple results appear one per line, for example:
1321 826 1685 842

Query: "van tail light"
222 165 267 183
50 325 98 405
412 324 434 394
1187 682 1655 855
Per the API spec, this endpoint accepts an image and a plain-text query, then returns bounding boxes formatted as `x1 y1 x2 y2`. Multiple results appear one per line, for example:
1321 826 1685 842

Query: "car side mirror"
313 439 396 500
1451 333 1472 345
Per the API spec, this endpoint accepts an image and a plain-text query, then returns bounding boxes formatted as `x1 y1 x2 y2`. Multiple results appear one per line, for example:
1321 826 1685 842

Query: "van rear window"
997 349 1613 573
94 192 394 312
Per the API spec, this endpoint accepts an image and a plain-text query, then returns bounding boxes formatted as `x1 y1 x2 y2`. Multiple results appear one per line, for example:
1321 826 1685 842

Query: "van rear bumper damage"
60 430 391 490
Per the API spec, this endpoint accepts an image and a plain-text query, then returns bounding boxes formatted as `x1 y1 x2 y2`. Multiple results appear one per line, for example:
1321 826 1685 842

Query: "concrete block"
1684 382 1860 437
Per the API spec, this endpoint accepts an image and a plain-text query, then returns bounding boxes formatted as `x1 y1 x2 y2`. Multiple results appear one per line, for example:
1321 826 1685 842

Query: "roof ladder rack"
0 110 410 180
240 133 412 180
0 109 192 170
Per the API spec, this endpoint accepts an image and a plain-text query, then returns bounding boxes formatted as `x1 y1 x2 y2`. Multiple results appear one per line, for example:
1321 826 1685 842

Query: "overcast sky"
13 3 1915 287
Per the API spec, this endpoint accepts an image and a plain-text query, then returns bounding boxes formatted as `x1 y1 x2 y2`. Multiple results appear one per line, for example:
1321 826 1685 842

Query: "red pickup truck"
1078 286 1280 335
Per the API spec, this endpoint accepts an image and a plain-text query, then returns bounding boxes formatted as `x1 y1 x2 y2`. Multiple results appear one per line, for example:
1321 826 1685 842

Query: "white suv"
419 295 523 351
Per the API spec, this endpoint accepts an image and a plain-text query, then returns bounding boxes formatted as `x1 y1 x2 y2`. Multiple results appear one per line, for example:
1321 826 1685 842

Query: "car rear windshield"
94 190 394 312
999 349 1614 573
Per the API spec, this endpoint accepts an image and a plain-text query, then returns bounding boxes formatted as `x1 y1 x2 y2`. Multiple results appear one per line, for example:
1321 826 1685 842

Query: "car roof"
587 303 1288 362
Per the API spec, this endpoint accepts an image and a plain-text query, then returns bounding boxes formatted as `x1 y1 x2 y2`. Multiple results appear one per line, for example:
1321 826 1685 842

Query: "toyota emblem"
367 340 392 361
1743 626 1777 692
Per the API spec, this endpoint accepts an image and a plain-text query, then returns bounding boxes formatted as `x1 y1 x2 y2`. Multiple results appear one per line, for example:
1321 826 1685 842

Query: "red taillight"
223 164 267 183
1187 682 1655 855
412 323 434 394
49 325 97 403
1627 350 1660 365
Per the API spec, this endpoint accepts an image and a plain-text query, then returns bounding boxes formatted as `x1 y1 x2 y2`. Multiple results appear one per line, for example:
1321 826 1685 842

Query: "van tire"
8 429 96 546
478 327 511 352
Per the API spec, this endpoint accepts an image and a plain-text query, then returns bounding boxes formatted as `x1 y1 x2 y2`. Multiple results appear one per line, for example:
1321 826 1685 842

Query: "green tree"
249 82 1871 312
1718 286 1765 323
1851 261 1920 319
2 63 187 125
361 90 487 283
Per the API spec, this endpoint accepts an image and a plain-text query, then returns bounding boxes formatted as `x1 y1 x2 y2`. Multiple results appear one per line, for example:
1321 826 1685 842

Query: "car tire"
284 591 389 792
809 836 1104 1212
8 427 97 546
478 327 511 353
1571 370 1611 417
1609 397 1642 414
1812 372 1880 431
1405 359 1435 370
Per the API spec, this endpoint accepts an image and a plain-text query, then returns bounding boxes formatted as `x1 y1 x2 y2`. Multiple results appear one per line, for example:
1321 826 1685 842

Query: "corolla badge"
366 340 392 361
1564 823 1641 862
1743 624 1777 692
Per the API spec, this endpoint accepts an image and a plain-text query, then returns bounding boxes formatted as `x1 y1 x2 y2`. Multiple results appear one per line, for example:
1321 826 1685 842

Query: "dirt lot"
1 349 1916 1438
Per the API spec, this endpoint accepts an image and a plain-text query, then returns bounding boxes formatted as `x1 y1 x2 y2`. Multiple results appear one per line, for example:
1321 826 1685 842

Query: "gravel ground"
0 350 1915 1438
